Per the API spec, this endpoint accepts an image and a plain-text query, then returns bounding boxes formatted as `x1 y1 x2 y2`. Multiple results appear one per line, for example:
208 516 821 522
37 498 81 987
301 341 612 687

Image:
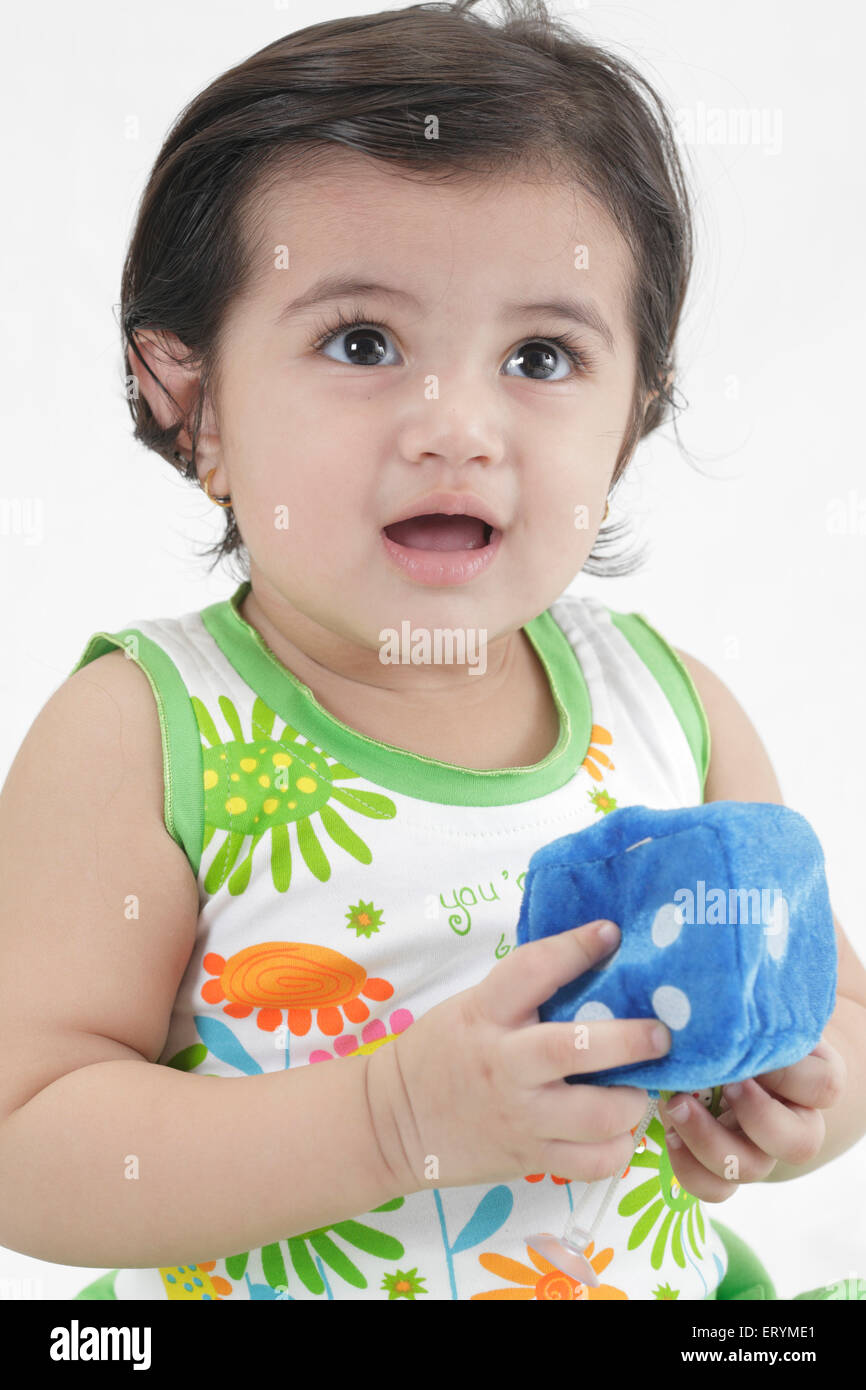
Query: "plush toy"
516 800 837 1092
514 799 843 1293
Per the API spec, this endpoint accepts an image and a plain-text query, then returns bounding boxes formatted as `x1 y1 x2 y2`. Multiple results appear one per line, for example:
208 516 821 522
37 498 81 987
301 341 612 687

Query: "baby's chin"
252 543 552 646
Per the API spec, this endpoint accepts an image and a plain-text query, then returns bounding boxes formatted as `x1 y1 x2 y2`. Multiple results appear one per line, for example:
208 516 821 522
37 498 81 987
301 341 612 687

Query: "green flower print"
194 694 397 895
617 1112 709 1270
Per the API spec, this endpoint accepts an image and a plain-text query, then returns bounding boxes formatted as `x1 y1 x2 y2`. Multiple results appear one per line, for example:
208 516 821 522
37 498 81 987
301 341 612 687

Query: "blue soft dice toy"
515 801 837 1094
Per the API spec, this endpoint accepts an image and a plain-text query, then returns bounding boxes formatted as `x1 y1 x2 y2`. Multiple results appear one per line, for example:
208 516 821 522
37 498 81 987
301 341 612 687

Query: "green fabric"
709 1220 865 1300
793 1277 866 1300
69 630 204 879
608 610 711 796
74 1268 118 1299
709 1219 776 1300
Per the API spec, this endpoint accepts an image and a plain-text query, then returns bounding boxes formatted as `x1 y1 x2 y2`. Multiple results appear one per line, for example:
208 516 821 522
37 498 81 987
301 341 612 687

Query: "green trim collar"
607 611 711 797
200 582 593 807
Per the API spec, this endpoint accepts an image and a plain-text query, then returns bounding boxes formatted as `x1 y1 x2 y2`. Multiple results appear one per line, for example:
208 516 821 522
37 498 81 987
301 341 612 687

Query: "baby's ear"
126 328 204 456
646 369 675 403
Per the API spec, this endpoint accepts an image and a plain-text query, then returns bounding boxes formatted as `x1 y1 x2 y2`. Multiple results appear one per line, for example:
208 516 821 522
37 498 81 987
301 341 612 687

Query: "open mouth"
382 513 495 551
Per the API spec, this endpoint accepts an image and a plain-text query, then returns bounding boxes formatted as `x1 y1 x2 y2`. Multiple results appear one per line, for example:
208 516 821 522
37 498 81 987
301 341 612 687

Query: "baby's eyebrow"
274 274 421 324
273 273 615 354
507 296 615 354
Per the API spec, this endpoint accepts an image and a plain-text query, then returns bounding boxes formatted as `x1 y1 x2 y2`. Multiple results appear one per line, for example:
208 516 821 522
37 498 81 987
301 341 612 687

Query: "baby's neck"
344 633 561 769
239 588 560 771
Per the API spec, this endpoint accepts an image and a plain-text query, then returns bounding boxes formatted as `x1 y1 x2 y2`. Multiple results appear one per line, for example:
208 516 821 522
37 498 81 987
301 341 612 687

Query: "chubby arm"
670 647 866 1182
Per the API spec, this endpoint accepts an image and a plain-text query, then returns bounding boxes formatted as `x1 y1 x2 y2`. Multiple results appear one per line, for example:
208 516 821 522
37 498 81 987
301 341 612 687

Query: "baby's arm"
0 653 407 1269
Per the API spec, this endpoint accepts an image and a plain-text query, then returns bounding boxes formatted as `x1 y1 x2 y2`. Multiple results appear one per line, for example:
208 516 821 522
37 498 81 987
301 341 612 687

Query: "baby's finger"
503 1015 669 1090
480 919 620 1028
660 1137 742 1204
659 1104 745 1201
754 1042 846 1110
722 1078 826 1168
660 1091 777 1185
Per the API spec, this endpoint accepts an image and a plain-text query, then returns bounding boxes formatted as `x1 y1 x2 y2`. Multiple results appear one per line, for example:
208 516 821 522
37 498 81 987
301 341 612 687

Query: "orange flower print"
201 941 393 1036
473 1241 627 1300
309 1009 414 1062
582 724 614 782
524 1173 572 1185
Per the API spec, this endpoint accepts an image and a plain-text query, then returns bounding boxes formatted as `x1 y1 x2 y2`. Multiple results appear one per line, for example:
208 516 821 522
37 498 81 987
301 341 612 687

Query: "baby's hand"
657 1037 847 1201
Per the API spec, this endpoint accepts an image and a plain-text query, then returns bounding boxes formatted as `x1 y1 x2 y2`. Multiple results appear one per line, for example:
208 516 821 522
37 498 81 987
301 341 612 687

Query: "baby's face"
213 149 640 648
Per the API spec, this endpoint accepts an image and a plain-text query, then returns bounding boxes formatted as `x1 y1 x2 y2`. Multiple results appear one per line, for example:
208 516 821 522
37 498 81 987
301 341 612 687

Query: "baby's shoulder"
65 648 166 821
5 648 173 858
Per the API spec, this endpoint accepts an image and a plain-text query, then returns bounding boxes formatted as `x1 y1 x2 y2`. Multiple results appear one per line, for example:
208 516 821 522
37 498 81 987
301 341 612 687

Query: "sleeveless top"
69 580 731 1302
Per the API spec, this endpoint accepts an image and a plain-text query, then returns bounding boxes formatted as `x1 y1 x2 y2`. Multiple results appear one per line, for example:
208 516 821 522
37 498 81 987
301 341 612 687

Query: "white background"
1 0 864 1300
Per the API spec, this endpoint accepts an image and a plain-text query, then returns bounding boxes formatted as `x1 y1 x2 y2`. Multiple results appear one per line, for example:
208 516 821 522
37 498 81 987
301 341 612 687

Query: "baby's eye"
319 323 396 367
502 340 576 382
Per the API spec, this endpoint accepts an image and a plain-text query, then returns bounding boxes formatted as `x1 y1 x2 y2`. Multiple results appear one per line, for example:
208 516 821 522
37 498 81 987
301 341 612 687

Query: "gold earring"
603 498 610 521
203 468 232 508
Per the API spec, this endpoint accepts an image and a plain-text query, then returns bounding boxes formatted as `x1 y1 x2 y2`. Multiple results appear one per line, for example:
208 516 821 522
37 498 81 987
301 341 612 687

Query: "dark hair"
121 0 695 580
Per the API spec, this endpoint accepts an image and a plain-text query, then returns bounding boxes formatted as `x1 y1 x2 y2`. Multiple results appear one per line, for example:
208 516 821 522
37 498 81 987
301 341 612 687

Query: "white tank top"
70 581 729 1301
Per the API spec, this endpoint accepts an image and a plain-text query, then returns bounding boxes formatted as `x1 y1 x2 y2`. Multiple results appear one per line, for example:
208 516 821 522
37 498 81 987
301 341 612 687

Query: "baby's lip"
382 490 506 534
